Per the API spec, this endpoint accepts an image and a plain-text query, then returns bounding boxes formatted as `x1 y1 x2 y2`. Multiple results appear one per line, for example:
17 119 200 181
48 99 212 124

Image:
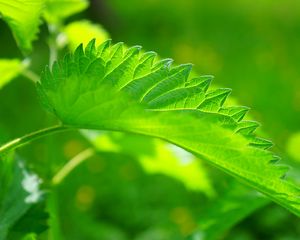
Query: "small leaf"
44 0 88 24
0 0 44 54
60 20 109 50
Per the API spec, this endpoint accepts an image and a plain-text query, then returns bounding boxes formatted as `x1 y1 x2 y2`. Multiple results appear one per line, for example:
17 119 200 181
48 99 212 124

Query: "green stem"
48 24 59 67
52 148 95 185
0 125 69 156
47 191 63 240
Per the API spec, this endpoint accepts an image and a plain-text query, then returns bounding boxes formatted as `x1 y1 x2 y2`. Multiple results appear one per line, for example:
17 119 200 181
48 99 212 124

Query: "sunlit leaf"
44 0 89 24
36 40 300 216
0 0 44 54
59 20 109 50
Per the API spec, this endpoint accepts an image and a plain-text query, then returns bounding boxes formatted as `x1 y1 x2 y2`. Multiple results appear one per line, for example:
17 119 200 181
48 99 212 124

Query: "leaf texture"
37 40 300 216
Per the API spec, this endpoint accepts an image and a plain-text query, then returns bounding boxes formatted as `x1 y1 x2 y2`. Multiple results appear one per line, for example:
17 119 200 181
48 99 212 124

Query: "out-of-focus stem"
52 148 95 185
0 125 69 156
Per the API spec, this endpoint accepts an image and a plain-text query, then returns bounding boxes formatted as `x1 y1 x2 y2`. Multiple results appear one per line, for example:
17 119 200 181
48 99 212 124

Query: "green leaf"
0 157 44 240
37 40 300 217
7 202 48 240
0 59 22 89
0 0 44 54
44 0 89 24
60 20 109 50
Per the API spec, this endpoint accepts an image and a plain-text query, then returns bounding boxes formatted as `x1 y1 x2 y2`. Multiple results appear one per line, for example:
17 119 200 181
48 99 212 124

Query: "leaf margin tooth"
134 51 157 79
197 88 232 112
236 120 260 135
219 106 250 122
152 58 174 71
74 43 84 62
249 137 273 150
186 75 214 92
124 45 142 59
84 38 97 58
97 39 112 58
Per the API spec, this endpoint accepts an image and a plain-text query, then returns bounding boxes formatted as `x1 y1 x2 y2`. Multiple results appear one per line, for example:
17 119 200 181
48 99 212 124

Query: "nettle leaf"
44 0 88 24
37 40 300 216
0 0 44 54
0 59 22 89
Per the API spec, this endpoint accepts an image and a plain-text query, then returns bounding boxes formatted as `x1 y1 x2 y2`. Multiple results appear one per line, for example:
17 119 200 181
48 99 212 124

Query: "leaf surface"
0 0 44 54
37 40 300 216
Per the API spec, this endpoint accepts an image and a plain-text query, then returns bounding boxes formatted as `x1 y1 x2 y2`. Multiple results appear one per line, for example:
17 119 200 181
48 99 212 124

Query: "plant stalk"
52 148 95 185
21 69 40 83
48 24 59 67
0 125 69 156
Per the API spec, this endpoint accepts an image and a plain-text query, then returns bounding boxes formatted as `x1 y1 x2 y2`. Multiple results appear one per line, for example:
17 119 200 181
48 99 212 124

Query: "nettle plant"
0 0 299 239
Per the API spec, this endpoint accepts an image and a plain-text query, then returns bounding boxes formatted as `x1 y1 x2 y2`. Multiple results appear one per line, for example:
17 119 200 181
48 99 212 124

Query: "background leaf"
0 156 44 240
44 0 89 24
60 20 109 50
0 0 44 54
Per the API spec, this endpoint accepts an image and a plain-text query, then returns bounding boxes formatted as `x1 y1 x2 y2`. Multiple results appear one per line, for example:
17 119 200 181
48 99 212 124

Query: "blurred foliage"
44 0 89 24
287 132 300 163
0 59 22 89
60 20 109 50
82 130 215 196
0 0 299 239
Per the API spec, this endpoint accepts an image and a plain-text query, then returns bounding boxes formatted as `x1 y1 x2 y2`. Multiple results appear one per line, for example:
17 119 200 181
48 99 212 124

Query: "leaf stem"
0 125 69 156
48 24 59 67
52 148 95 185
